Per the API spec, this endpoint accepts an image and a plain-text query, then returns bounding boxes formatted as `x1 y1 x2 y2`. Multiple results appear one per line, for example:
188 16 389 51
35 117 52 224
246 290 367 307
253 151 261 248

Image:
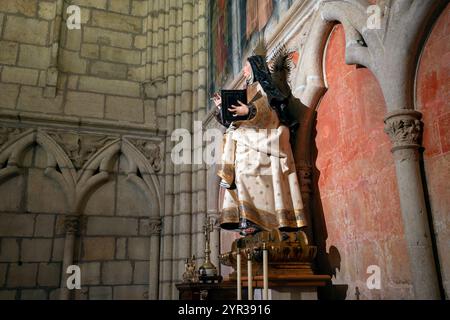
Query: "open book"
221 89 248 122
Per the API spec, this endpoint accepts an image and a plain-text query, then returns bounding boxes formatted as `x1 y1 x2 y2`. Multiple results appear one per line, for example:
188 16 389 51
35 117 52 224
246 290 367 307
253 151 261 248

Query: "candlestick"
263 243 268 300
236 249 241 300
247 252 253 300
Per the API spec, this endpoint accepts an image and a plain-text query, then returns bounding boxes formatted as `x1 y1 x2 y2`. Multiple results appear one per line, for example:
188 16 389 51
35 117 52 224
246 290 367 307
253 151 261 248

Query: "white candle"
263 244 269 300
247 253 253 300
236 250 242 300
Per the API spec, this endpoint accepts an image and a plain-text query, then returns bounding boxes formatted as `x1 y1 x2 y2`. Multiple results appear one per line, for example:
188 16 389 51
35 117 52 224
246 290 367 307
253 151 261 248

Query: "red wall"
315 25 412 299
416 4 450 298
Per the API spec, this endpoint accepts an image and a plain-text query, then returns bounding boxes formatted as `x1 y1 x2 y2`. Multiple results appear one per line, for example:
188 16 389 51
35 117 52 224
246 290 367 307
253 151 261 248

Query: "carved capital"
64 215 80 234
384 110 423 152
148 218 162 236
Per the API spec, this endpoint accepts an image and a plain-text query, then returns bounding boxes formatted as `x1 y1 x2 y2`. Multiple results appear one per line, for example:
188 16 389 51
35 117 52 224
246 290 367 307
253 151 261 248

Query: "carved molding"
127 138 162 172
0 127 30 150
384 110 423 151
47 131 117 169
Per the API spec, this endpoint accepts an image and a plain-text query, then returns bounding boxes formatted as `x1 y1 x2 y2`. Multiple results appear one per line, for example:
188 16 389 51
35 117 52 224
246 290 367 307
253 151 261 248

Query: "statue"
182 255 199 283
212 39 306 236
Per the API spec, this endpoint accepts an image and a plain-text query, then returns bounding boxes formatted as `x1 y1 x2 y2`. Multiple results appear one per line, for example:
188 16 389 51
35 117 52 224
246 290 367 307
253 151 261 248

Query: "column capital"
64 215 80 234
384 110 423 152
149 217 162 236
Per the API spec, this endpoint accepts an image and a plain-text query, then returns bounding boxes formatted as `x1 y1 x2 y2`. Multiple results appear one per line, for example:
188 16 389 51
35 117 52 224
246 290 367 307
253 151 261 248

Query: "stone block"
65 91 105 118
0 263 7 287
72 0 107 10
17 86 64 113
0 1 37 17
0 14 3 38
86 217 138 236
109 0 130 14
18 44 51 69
83 180 116 216
131 1 147 17
63 29 82 51
52 238 65 262
26 168 67 214
92 10 142 34
3 16 48 45
0 238 20 262
0 214 34 237
116 238 127 259
105 96 144 122
128 238 149 260
21 239 52 262
81 237 115 261
80 43 99 59
38 263 61 287
91 61 127 79
127 66 145 82
38 1 56 20
67 75 79 90
79 262 101 286
133 261 148 284
0 174 25 211
102 261 133 285
133 35 146 49
0 41 18 65
21 289 48 300
1 67 39 86
78 76 141 97
34 214 55 238
0 290 16 300
113 285 147 300
59 49 87 74
83 27 133 48
116 175 152 216
7 263 38 288
89 286 112 300
100 46 141 65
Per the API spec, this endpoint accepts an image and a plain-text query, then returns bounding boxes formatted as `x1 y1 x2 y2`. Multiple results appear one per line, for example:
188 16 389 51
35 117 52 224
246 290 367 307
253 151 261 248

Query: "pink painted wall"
314 25 413 299
416 4 450 298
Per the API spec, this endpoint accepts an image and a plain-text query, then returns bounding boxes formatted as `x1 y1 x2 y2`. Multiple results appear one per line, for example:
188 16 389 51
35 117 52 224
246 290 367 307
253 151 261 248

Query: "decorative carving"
384 111 423 150
64 215 80 234
148 218 162 236
47 132 116 169
128 139 162 172
0 127 28 149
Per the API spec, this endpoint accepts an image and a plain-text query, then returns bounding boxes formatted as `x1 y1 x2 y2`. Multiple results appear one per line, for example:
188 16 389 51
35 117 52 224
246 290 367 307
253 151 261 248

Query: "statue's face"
243 61 252 78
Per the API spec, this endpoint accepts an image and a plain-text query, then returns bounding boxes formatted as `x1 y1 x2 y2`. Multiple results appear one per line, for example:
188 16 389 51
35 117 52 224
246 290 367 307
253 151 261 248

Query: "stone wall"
0 0 209 300
416 4 450 299
314 25 412 299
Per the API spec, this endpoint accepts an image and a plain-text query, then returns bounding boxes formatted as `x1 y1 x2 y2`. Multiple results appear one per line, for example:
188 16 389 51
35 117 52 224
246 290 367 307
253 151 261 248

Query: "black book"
221 89 248 122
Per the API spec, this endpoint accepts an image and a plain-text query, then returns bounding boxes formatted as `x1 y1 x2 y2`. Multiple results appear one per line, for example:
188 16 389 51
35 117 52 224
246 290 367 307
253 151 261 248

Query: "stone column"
384 110 441 299
148 217 162 300
59 215 80 300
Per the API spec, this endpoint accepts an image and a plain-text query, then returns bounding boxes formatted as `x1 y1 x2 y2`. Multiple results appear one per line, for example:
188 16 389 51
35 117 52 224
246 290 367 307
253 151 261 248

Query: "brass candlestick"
198 217 220 282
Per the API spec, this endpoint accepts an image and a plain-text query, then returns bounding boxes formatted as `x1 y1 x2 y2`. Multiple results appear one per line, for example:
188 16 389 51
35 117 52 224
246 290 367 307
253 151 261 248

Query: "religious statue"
182 255 199 283
212 40 306 236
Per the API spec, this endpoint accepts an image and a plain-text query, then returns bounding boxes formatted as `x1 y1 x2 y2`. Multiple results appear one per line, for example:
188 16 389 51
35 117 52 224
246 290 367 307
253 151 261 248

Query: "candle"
263 243 268 300
236 250 242 300
247 252 253 300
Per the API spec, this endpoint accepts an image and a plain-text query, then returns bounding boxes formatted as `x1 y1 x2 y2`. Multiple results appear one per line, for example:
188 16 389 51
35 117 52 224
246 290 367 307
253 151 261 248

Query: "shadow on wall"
310 118 348 300
288 95 348 300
